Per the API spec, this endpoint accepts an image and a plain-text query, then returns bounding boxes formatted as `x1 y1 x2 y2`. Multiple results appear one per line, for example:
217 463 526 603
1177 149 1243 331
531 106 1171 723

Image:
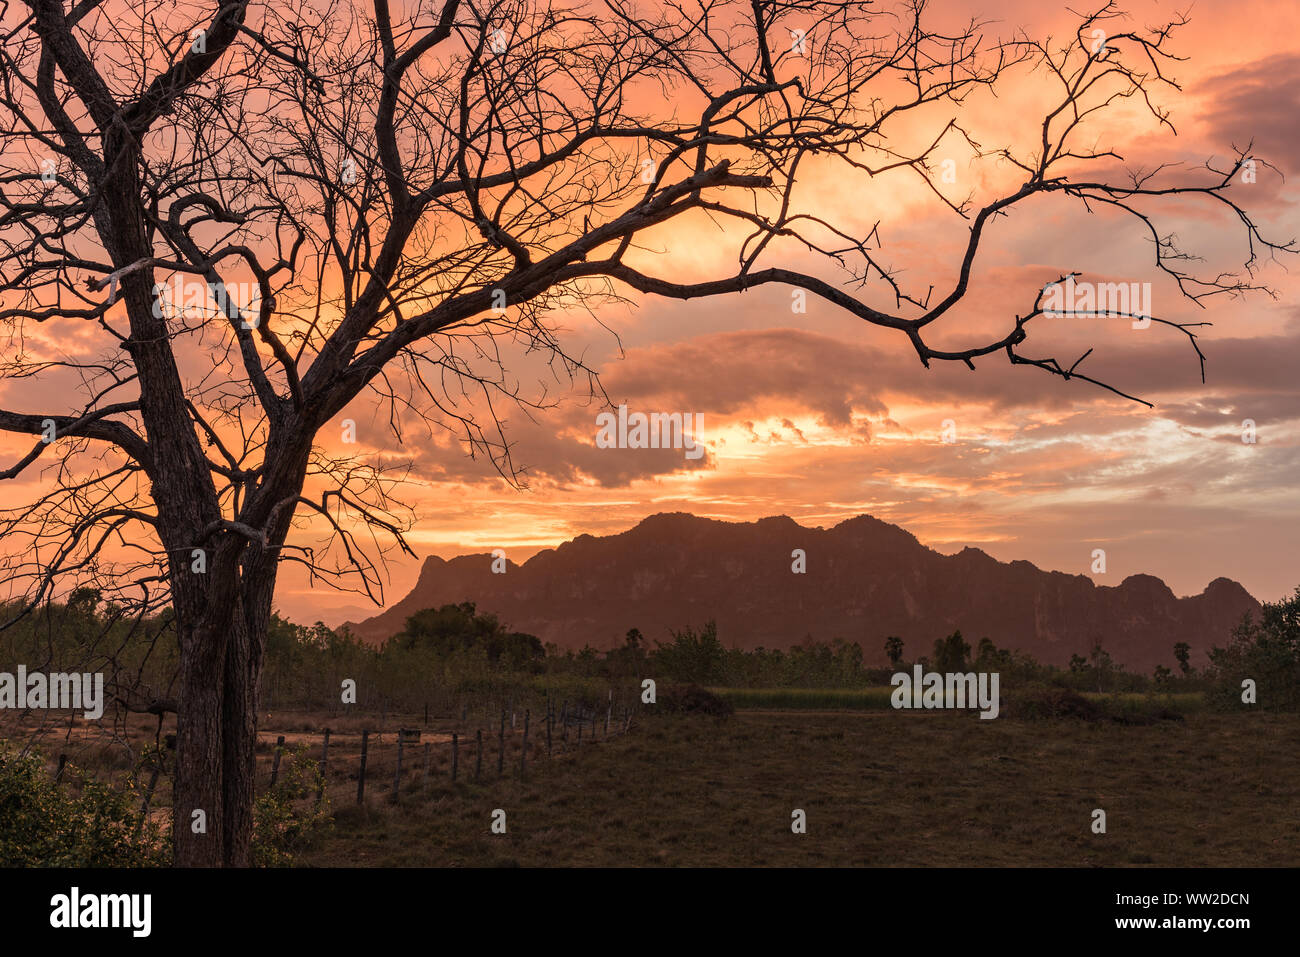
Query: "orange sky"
288 0 1298 626
2 0 1297 628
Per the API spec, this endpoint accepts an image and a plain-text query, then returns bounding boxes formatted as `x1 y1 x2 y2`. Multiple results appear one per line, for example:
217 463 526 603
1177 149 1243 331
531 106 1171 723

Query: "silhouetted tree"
885 635 904 668
1 0 1286 866
932 630 972 673
653 621 726 685
1089 641 1116 692
1207 588 1300 710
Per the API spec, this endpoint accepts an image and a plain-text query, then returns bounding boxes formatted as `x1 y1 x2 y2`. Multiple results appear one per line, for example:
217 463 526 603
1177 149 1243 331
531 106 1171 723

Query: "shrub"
253 744 332 867
1001 684 1104 721
657 684 734 717
651 622 726 685
0 743 168 866
1206 590 1300 712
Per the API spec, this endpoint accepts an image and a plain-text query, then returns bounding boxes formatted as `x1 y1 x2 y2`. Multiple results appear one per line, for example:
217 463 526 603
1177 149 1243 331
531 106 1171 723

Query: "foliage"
931 630 972 672
0 742 168 867
395 602 544 670
650 621 727 685
1000 684 1104 721
656 684 734 718
712 686 896 710
1207 589 1300 711
9 586 1298 718
253 744 332 867
884 635 904 667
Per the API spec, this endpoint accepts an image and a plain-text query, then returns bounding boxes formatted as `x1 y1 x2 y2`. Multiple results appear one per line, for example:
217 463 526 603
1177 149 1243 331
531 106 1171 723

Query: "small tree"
1173 641 1192 676
931 630 971 673
625 628 644 652
652 621 726 685
1089 642 1116 693
1207 589 1300 711
884 636 904 669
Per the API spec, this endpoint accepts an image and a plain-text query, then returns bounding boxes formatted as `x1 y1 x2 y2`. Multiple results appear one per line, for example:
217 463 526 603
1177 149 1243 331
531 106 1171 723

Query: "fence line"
24 690 641 826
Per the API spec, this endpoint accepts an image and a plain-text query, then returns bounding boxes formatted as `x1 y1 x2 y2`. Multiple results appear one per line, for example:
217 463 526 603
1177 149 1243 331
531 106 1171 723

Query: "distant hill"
344 512 1259 671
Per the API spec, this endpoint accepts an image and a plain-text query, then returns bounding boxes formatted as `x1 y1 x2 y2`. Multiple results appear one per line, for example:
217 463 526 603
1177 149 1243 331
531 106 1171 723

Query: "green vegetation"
0 742 168 867
712 687 896 710
3 587 1297 868
1205 587 1300 711
253 744 332 867
7 588 1300 715
0 736 334 867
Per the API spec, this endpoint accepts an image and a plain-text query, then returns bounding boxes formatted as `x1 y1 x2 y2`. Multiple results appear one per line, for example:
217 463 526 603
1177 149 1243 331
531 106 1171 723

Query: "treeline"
3 587 1299 713
0 588 179 709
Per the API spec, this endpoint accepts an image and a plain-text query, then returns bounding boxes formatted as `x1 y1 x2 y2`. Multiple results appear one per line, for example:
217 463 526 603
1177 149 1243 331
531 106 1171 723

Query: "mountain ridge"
343 512 1259 670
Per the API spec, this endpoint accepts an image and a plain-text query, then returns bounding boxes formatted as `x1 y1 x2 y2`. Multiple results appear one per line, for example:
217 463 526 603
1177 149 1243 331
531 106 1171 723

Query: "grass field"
297 709 1300 867
712 686 897 709
711 686 1207 713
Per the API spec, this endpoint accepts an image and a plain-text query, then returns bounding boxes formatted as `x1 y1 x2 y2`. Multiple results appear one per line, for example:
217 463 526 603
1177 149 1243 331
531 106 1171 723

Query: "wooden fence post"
357 730 369 804
497 709 505 776
422 742 431 789
452 732 459 782
520 709 530 778
54 753 67 785
317 729 330 805
136 764 161 835
392 733 404 802
269 735 286 788
474 729 483 782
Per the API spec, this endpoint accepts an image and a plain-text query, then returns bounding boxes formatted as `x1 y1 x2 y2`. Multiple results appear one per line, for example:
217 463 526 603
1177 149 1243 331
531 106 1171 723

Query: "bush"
0 743 168 866
253 744 332 867
651 622 726 685
1207 590 1300 712
1002 684 1188 724
657 684 734 717
1001 684 1104 722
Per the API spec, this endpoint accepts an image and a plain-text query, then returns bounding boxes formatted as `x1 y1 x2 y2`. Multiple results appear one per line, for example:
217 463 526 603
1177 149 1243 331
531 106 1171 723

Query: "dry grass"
297 709 1300 867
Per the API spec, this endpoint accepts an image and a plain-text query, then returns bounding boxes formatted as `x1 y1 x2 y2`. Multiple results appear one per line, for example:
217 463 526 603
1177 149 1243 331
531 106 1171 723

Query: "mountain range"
345 512 1259 671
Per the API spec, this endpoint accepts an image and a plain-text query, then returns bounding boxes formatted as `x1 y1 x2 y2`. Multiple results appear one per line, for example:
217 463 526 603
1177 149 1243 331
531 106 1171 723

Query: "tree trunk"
221 609 262 866
173 614 229 866
172 567 274 867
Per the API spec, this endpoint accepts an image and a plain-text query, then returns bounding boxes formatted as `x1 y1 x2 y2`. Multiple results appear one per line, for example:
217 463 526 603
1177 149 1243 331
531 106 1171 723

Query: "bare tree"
0 0 1290 865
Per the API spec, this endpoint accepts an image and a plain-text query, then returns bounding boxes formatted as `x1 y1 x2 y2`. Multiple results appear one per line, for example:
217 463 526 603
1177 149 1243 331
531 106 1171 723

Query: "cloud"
1196 53 1300 177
